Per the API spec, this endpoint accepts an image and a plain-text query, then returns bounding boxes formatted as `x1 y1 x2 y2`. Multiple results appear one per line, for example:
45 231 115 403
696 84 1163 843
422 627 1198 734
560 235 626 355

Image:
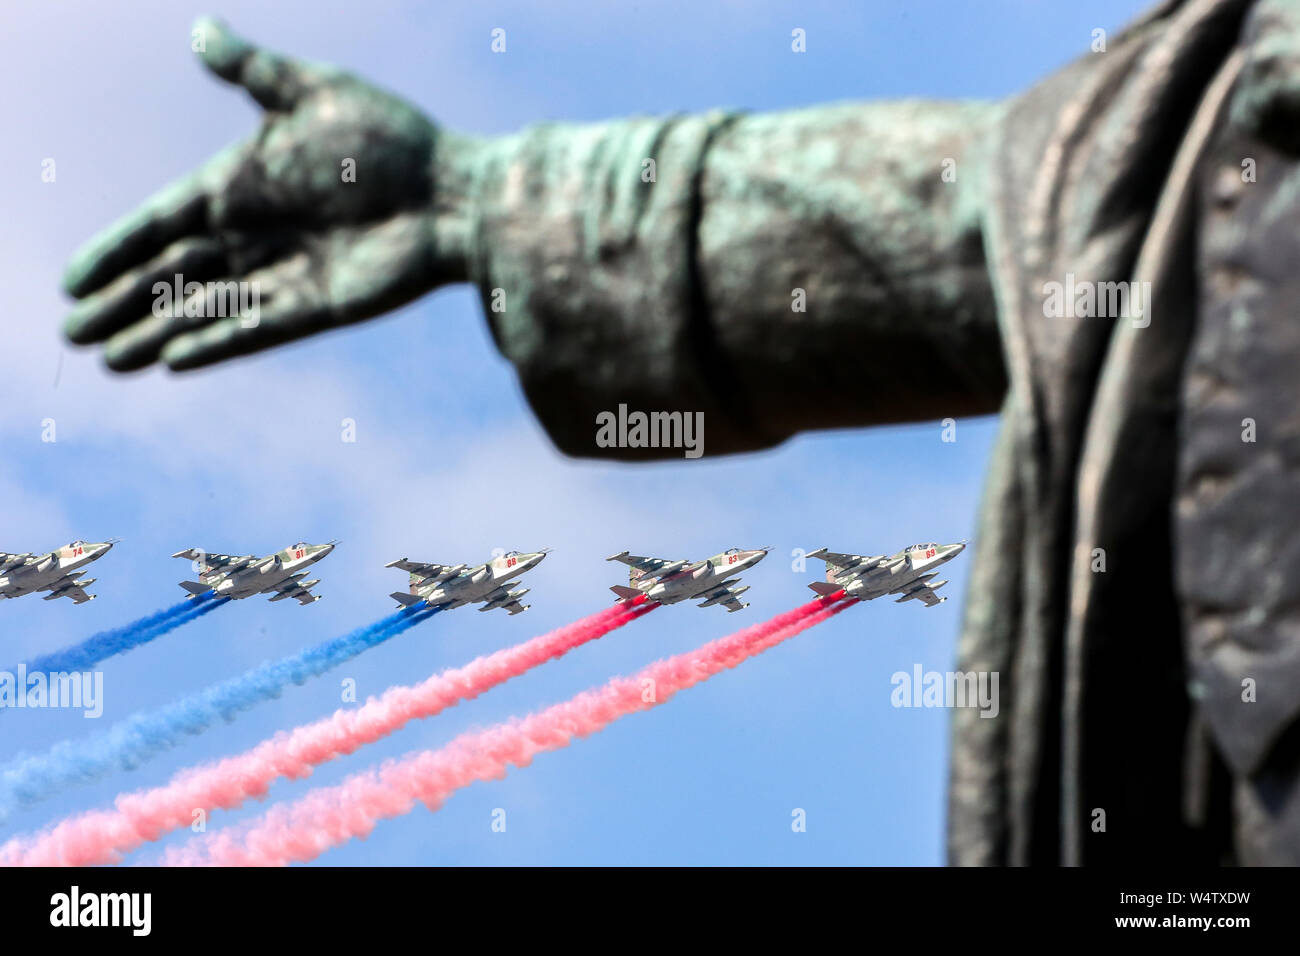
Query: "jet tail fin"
390 591 423 609
178 581 211 599
807 581 840 596
609 584 642 603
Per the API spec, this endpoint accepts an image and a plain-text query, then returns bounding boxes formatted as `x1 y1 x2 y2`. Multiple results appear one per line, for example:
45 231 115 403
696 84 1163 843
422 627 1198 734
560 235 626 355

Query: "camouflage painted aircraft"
806 541 967 607
607 547 770 612
172 541 337 605
386 549 549 615
0 539 117 605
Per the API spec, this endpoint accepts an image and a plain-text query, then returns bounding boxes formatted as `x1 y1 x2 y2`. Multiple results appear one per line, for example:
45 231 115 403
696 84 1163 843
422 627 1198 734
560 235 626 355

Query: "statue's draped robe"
467 0 1300 863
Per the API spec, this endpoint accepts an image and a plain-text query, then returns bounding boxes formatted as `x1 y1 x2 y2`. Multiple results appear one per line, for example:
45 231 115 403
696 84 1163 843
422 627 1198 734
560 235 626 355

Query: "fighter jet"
172 542 337 605
806 541 967 607
607 547 770 612
0 539 116 605
386 549 549 614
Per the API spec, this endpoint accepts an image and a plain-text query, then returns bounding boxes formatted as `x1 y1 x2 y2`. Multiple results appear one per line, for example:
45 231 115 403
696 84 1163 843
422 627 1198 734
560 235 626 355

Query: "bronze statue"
62 0 1300 864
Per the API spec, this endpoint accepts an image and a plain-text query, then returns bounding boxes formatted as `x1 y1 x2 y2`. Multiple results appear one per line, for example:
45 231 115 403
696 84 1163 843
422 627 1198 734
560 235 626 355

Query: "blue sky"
0 0 1151 865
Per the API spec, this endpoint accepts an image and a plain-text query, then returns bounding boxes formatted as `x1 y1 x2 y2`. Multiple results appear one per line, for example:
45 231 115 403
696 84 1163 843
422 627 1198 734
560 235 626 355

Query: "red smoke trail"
162 593 854 867
0 600 652 867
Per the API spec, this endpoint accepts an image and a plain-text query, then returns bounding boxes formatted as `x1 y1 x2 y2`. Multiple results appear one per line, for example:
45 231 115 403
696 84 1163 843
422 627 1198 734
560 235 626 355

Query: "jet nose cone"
529 551 548 566
303 543 334 562
945 542 966 557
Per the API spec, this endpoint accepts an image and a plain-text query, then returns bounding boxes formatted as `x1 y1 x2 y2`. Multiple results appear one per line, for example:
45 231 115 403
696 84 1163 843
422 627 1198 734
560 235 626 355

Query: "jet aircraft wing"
173 549 255 573
696 583 751 613
478 585 529 616
808 548 881 570
385 559 454 579
0 552 33 573
896 582 947 607
606 552 684 575
42 574 95 605
268 577 321 605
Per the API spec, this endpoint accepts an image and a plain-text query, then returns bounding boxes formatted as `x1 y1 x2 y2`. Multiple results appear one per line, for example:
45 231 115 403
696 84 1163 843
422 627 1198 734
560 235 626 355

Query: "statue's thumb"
191 16 303 112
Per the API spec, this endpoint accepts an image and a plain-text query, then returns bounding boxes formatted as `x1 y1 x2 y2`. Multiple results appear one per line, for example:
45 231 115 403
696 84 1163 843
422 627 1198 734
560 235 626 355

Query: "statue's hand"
63 18 471 371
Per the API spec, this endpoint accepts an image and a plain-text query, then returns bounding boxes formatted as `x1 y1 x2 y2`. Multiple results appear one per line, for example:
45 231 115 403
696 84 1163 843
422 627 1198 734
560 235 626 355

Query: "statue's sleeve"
466 101 1007 458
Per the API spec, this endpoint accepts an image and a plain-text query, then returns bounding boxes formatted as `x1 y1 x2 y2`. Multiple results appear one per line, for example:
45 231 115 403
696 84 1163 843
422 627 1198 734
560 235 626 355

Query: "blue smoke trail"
0 603 439 820
11 594 229 680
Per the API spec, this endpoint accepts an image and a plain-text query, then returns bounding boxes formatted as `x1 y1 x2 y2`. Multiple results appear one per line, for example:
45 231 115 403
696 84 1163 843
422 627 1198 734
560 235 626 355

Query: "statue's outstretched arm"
472 101 1008 455
63 20 1006 457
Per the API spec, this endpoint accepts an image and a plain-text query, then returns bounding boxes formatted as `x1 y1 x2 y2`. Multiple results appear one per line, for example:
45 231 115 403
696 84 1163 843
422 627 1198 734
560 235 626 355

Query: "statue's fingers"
63 238 227 345
101 267 294 372
102 312 208 373
158 259 332 371
62 143 244 299
193 17 336 112
158 311 325 372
